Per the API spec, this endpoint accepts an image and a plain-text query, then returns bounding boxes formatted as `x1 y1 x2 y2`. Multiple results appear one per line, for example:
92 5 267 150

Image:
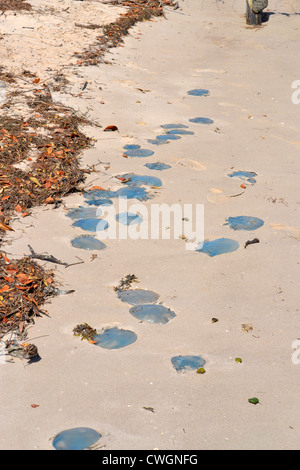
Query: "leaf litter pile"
0 0 171 351
0 0 32 11
74 0 174 66
0 85 92 345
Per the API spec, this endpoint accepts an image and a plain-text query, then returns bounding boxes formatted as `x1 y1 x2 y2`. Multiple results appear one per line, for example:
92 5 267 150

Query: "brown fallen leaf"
103 125 118 132
0 222 14 232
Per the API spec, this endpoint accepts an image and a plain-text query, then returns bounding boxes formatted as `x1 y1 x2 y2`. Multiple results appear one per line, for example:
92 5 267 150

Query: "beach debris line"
0 87 93 236
0 252 57 338
0 0 31 11
73 0 173 66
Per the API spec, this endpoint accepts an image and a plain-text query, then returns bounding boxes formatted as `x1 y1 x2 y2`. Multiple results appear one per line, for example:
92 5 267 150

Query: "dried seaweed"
74 0 172 66
0 0 170 339
0 252 56 337
0 0 32 11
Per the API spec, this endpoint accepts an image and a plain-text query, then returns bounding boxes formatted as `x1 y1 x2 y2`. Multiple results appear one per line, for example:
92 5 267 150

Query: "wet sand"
1 0 300 450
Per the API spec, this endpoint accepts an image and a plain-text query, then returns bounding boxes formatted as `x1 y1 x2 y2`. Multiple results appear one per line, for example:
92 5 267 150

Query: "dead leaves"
0 252 55 336
0 221 14 232
103 125 119 132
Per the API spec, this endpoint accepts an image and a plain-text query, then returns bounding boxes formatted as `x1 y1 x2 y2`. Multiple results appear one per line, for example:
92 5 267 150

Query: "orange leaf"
88 339 97 344
15 204 23 213
44 196 54 204
31 404 39 408
0 222 14 232
16 272 31 284
88 186 104 191
33 78 40 84
103 125 118 132
0 285 10 293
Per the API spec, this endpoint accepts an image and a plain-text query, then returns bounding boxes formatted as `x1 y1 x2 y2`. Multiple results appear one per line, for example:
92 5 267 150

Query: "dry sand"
0 0 300 450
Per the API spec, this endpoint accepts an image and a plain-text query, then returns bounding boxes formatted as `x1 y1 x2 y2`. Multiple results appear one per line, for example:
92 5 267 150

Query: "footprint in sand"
207 188 228 203
172 158 207 171
270 223 300 240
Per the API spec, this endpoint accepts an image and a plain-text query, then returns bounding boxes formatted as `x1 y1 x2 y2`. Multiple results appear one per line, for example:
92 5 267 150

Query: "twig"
27 245 68 266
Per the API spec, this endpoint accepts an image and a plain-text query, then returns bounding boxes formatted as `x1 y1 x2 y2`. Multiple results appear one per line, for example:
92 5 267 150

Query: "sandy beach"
0 0 300 450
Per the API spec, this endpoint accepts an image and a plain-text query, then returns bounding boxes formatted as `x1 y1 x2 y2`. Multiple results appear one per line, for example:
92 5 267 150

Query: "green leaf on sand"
248 397 260 405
